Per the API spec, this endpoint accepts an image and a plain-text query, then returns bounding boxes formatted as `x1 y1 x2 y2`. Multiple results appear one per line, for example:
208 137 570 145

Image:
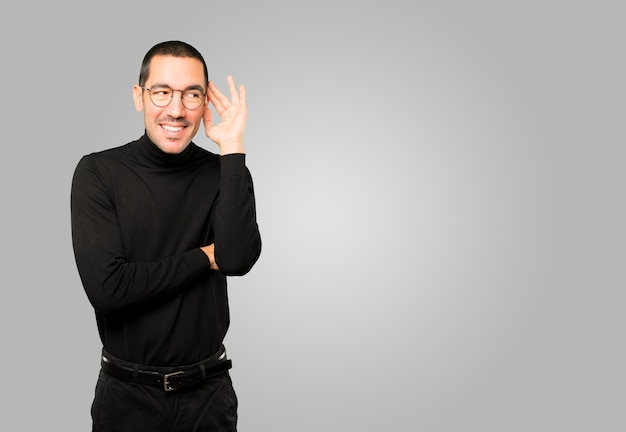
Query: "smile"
161 124 185 132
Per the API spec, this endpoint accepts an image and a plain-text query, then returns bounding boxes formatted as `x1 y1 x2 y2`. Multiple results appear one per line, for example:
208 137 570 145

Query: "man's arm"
212 154 262 275
71 156 211 314
201 76 262 274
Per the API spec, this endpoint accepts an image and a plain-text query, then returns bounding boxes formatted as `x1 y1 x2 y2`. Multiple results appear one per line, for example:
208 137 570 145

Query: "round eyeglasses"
141 86 206 110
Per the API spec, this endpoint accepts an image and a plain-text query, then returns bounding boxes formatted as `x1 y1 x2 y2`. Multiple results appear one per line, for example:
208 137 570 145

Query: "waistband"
100 345 232 392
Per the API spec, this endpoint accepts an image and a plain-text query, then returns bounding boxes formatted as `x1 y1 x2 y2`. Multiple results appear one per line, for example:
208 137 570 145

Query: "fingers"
238 83 247 110
208 78 231 112
207 82 224 114
226 75 241 108
208 75 245 113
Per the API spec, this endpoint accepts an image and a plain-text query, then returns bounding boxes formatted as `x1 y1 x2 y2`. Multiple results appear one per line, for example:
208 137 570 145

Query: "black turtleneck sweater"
70 134 261 367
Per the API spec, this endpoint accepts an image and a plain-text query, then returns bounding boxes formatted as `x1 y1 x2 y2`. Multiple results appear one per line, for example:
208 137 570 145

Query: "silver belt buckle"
163 371 185 392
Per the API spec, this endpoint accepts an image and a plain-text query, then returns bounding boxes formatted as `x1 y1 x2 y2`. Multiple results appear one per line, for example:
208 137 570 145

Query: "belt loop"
133 365 138 380
199 363 206 379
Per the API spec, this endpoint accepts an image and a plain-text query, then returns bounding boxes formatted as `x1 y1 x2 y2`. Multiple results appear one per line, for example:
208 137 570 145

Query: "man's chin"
155 138 191 155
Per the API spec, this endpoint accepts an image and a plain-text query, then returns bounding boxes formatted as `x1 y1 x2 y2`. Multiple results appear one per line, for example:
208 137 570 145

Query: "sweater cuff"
186 248 213 271
220 153 246 176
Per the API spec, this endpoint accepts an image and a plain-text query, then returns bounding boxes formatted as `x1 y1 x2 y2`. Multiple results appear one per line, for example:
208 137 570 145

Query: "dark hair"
138 40 209 87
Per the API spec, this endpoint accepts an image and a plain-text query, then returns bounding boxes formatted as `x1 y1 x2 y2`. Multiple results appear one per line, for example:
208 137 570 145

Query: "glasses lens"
182 90 204 109
149 87 173 107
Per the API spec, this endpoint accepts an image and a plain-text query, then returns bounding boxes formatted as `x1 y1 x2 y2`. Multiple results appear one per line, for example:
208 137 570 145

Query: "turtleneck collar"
131 132 198 168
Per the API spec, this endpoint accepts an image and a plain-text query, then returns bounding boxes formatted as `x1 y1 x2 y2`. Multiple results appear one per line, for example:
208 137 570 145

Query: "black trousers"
91 368 238 431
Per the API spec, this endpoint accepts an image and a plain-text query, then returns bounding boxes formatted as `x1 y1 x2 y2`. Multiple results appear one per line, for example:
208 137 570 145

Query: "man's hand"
203 75 247 155
200 244 220 271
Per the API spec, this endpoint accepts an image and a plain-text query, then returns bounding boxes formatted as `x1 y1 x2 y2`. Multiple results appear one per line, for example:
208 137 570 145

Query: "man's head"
133 41 209 154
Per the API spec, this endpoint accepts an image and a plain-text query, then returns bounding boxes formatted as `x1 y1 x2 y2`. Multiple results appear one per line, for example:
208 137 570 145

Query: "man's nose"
166 90 186 116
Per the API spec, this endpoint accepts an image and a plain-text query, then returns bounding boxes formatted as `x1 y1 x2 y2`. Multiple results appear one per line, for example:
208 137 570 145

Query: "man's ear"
133 85 144 112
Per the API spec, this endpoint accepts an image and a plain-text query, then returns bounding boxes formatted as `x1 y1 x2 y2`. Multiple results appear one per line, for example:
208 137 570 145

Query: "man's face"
133 55 207 154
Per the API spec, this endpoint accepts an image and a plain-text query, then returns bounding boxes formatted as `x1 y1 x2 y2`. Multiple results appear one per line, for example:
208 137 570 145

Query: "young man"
71 40 261 431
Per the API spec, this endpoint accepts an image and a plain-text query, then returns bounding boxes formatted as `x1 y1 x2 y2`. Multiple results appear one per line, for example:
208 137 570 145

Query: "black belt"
101 347 232 392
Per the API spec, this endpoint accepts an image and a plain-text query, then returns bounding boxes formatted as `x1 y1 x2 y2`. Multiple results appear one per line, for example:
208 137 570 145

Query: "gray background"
1 0 624 430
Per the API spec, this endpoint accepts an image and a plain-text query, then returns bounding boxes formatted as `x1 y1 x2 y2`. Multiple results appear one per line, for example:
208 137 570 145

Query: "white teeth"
162 125 183 132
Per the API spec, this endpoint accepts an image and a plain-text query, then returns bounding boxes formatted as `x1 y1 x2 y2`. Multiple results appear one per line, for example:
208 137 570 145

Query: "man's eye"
153 90 172 96
184 92 202 99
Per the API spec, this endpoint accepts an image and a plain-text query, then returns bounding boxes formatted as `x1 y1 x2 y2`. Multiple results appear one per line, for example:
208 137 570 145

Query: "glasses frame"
141 86 206 110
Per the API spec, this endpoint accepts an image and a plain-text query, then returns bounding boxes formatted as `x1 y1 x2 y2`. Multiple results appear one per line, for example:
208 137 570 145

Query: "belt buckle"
163 371 185 392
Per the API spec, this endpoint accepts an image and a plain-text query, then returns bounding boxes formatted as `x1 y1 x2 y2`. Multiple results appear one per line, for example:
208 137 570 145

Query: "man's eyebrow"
150 83 206 92
185 84 206 92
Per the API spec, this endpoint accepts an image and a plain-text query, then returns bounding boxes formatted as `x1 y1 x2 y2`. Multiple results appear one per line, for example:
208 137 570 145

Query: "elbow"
217 236 262 276
80 265 134 315
84 286 120 315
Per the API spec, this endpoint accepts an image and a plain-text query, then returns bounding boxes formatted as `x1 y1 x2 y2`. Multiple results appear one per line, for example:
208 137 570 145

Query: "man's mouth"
161 124 185 133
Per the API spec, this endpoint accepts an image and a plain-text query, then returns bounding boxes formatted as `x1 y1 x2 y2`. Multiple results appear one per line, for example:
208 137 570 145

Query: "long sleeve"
70 155 211 315
214 154 262 275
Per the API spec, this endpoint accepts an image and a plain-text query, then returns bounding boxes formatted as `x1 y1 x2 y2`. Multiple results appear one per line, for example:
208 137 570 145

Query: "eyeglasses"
141 85 206 110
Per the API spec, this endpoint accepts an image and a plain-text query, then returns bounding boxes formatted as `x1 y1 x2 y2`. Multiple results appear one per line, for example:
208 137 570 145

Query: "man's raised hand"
203 75 248 155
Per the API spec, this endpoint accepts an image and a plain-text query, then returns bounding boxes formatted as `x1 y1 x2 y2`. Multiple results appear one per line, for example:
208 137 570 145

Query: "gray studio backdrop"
1 1 624 431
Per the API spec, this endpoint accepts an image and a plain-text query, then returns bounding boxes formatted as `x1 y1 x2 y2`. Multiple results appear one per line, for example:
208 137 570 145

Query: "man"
71 40 261 431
